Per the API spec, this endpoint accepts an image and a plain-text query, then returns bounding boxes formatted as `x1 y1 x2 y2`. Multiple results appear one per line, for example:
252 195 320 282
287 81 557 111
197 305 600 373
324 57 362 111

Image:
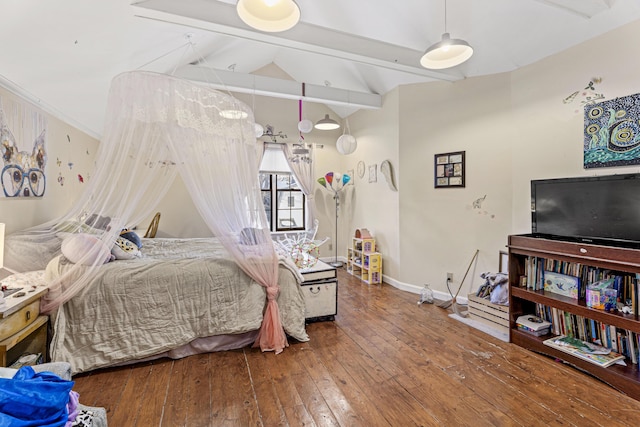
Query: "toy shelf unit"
508 234 640 400
347 237 382 284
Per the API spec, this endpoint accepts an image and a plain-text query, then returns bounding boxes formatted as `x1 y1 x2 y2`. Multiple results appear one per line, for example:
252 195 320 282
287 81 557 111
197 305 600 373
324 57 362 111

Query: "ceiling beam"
132 0 462 82
174 65 382 109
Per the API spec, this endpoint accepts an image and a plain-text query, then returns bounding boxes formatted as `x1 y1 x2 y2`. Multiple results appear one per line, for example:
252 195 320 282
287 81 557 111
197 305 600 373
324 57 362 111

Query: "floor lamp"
318 172 351 268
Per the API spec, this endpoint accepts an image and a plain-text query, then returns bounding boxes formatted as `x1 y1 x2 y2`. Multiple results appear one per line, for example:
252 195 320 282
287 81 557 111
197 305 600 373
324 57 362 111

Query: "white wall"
346 90 400 277
348 19 640 296
0 89 98 234
509 20 640 234
397 73 514 294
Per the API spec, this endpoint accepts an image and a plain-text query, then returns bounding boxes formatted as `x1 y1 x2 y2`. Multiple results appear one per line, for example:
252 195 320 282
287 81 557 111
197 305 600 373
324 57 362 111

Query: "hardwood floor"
73 269 640 426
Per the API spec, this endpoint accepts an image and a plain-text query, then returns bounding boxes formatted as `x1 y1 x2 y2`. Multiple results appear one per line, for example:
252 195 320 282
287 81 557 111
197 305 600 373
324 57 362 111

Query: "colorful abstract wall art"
584 93 640 169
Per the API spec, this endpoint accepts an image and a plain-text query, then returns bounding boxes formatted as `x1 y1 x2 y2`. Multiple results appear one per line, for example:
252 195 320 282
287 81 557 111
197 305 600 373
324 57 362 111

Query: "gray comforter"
45 238 308 373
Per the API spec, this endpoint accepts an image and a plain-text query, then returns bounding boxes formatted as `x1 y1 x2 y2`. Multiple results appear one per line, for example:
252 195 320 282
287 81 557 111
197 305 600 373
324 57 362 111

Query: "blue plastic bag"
0 366 74 427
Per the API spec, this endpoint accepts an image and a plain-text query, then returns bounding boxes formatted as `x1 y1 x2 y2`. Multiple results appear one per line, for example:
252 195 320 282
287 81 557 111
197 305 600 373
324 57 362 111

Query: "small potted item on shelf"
516 314 551 337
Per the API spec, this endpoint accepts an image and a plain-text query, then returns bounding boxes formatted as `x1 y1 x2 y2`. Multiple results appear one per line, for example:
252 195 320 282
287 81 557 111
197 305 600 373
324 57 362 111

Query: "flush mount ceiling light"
315 114 340 131
236 0 301 33
219 109 249 119
420 0 473 70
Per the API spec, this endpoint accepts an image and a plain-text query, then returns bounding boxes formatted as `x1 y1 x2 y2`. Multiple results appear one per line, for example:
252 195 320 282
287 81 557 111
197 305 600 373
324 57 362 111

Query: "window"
260 173 305 232
259 144 307 232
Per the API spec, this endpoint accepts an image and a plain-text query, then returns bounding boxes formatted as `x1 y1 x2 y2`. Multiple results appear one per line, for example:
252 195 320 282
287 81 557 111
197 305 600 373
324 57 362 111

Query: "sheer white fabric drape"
282 144 315 230
5 71 288 353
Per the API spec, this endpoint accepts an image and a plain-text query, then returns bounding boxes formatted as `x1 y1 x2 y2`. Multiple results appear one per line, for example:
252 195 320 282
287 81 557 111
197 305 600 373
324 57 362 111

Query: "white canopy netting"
5 71 288 353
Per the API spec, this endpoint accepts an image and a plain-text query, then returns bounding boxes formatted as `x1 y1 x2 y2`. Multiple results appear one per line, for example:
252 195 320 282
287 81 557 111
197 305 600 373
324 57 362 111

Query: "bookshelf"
347 237 382 284
508 234 640 400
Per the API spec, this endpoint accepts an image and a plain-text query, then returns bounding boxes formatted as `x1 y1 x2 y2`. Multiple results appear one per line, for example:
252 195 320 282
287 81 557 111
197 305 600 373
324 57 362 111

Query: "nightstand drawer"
0 299 40 341
0 315 48 367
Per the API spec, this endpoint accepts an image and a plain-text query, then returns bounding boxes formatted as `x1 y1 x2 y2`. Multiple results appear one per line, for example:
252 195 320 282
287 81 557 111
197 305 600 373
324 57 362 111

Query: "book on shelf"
516 314 551 331
543 271 579 299
535 302 640 363
523 256 638 314
543 335 626 368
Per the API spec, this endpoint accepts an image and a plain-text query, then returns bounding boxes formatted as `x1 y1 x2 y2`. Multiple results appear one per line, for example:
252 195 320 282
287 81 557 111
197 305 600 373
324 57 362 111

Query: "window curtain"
282 143 315 231
4 71 288 354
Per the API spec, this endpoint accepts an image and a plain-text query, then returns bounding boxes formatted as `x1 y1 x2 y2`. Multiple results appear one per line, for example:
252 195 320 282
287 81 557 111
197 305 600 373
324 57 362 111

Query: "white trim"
323 256 469 304
0 73 100 140
175 65 382 110
381 273 467 304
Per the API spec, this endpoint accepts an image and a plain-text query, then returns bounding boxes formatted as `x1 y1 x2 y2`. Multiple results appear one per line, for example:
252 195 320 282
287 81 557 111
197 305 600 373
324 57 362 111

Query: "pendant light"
297 100 313 134
420 0 473 70
336 119 357 155
315 114 340 131
237 0 301 33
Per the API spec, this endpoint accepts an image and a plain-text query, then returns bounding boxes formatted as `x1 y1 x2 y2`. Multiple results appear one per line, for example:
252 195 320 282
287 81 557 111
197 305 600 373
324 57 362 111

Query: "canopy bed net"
4 71 308 372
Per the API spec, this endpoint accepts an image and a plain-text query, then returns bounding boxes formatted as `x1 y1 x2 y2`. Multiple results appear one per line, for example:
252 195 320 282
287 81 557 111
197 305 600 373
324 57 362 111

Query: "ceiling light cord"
444 0 447 33
419 0 473 70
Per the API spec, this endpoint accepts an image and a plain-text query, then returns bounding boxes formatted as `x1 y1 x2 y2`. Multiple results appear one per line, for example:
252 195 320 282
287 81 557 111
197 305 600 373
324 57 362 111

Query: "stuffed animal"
119 228 142 249
111 236 141 260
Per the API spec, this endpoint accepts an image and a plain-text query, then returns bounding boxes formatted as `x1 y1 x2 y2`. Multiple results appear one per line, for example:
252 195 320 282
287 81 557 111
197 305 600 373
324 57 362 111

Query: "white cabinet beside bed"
299 260 338 322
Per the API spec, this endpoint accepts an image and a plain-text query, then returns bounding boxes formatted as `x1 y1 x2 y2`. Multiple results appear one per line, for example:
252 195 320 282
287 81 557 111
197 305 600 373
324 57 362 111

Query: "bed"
42 237 309 374
3 71 312 374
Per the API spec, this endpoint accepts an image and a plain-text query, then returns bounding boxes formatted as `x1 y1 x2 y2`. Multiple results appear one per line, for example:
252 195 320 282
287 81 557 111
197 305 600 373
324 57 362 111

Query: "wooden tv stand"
508 234 640 400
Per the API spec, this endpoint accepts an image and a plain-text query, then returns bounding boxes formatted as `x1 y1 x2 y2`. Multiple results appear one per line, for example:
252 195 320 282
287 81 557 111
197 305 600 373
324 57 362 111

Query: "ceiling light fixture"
236 0 301 33
315 114 340 131
219 109 249 119
336 119 357 155
420 0 473 70
297 100 313 134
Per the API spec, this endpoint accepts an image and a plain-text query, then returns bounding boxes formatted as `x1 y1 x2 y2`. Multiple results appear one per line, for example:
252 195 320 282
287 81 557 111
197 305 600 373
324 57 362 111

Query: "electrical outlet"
328 243 333 251
447 272 453 281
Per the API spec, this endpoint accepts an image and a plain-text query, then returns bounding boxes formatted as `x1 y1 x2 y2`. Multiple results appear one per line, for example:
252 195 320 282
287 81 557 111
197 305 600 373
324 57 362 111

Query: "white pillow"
111 236 141 260
61 234 113 266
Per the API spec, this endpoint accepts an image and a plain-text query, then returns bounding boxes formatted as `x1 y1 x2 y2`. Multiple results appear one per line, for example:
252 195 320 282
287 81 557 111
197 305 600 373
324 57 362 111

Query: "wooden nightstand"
0 271 49 367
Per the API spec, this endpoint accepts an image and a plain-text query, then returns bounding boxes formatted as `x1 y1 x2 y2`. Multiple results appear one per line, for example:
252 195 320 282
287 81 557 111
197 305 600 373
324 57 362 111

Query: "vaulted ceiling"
1 0 639 137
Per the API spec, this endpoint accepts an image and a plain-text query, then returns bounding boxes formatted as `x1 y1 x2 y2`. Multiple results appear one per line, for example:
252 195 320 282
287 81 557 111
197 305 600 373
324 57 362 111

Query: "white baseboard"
325 255 468 305
381 273 468 304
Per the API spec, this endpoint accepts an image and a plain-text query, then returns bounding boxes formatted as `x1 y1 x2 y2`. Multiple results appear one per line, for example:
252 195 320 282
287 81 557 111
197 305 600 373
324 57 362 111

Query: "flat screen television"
531 173 640 248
